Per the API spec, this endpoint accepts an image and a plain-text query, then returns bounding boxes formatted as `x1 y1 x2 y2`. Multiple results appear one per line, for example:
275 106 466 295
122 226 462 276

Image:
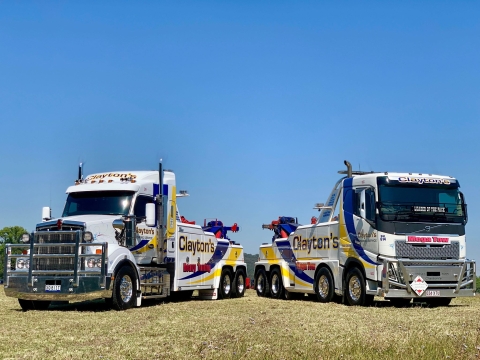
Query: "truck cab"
4 165 247 310
255 161 475 306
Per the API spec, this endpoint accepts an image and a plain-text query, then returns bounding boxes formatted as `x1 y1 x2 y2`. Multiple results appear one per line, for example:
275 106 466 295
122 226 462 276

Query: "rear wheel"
219 268 233 299
18 299 51 311
232 269 246 298
111 266 137 310
314 267 334 303
255 269 270 297
270 268 285 299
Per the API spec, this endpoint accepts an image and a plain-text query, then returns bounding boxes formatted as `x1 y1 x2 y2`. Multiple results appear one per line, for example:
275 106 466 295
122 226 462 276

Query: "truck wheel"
255 269 270 297
345 267 368 306
18 299 51 311
314 267 334 303
219 268 233 299
111 266 137 310
270 268 285 299
232 269 246 298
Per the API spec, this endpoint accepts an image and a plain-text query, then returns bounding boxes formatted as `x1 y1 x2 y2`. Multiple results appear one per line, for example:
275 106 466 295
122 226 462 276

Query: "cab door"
132 195 156 265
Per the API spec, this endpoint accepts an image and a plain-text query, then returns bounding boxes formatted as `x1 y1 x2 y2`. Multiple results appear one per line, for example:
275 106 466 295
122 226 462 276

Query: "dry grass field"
0 286 479 360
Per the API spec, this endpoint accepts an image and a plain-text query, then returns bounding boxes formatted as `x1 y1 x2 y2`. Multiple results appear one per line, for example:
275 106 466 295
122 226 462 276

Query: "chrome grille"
33 231 79 271
395 240 459 260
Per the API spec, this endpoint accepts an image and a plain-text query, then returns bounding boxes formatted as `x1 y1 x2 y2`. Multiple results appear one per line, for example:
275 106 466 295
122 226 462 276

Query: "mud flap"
197 289 218 300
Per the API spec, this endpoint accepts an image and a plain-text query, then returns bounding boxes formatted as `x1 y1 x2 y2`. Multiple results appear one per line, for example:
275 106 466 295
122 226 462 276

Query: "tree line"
0 226 28 280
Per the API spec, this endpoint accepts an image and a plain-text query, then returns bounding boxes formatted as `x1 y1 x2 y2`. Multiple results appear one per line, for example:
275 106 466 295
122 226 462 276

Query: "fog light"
87 258 95 268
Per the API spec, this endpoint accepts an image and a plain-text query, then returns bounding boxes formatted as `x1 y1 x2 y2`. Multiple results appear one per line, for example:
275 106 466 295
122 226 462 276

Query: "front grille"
33 231 79 271
395 240 459 260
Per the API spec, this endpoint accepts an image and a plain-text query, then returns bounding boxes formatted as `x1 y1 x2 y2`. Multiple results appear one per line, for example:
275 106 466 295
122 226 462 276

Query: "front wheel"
255 269 270 297
18 299 51 311
270 268 285 299
110 266 137 310
219 268 233 299
345 267 369 306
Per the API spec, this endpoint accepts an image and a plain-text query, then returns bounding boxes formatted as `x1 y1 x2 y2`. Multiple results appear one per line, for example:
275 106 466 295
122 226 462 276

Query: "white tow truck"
4 162 246 310
254 161 475 306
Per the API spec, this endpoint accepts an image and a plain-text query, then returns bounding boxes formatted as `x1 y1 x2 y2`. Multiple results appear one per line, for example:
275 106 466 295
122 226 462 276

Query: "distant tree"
0 226 29 280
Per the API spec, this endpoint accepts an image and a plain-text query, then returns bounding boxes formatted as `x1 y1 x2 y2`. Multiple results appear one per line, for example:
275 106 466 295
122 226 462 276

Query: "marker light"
83 232 93 243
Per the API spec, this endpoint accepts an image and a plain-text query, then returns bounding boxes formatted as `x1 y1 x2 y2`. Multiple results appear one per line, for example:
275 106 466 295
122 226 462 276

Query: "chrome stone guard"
4 231 111 301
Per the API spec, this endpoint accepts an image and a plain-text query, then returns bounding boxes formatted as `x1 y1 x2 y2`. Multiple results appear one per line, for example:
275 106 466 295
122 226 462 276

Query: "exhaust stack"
344 160 352 178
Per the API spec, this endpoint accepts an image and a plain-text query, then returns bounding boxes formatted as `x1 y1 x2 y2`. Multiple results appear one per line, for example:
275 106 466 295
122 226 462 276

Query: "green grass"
0 286 479 359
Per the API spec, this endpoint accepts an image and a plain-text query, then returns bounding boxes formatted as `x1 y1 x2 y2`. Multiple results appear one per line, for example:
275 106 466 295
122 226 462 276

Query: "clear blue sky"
0 2 479 258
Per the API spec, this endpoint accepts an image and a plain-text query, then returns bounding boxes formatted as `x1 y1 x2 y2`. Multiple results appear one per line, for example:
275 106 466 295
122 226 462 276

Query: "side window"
365 188 376 222
354 187 376 222
134 195 153 217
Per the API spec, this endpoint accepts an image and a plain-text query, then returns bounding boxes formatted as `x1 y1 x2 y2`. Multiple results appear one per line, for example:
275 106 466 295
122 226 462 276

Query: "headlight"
20 233 30 243
83 231 93 243
25 259 30 269
87 258 95 268
16 259 25 269
96 258 102 268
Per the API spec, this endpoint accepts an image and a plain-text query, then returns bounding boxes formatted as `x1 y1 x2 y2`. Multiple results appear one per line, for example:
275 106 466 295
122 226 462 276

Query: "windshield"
377 178 466 224
62 191 134 217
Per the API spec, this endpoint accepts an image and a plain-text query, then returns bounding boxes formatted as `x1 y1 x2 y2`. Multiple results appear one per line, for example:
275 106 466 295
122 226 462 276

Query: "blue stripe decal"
178 240 230 280
275 240 314 284
129 239 150 252
343 178 378 266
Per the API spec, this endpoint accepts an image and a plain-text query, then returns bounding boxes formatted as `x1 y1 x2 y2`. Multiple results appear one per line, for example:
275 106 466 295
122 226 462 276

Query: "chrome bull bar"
4 231 108 296
379 256 476 297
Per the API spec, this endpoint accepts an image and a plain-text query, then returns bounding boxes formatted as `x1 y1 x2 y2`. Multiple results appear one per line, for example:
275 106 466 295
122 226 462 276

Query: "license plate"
45 285 61 292
425 290 440 297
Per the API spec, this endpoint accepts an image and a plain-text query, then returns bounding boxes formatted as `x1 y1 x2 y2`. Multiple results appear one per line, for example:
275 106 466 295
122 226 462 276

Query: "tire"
345 267 368 306
110 265 137 310
255 268 270 297
270 268 285 299
219 268 233 299
389 298 412 308
232 269 246 298
18 299 51 311
314 267 334 303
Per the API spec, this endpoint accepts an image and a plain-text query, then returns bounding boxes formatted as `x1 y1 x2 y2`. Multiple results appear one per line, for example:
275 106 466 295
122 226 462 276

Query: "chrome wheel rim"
223 275 231 294
271 273 280 295
237 275 245 294
349 275 361 302
318 275 329 298
120 275 133 303
257 275 264 293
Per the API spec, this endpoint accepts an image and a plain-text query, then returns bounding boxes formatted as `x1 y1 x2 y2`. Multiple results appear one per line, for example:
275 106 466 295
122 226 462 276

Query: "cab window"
133 195 153 217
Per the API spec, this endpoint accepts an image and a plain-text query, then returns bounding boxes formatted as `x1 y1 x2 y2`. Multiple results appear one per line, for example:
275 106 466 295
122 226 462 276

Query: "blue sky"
0 1 479 258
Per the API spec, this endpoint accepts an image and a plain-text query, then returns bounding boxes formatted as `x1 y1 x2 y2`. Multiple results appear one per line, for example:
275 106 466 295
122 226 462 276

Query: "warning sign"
410 275 428 296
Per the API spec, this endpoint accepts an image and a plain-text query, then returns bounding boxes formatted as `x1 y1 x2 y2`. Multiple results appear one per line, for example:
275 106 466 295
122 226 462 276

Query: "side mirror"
42 207 51 222
112 219 125 231
146 203 156 227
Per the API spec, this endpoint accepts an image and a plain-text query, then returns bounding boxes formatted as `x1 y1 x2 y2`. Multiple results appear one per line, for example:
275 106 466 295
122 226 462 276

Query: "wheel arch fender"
343 258 366 282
